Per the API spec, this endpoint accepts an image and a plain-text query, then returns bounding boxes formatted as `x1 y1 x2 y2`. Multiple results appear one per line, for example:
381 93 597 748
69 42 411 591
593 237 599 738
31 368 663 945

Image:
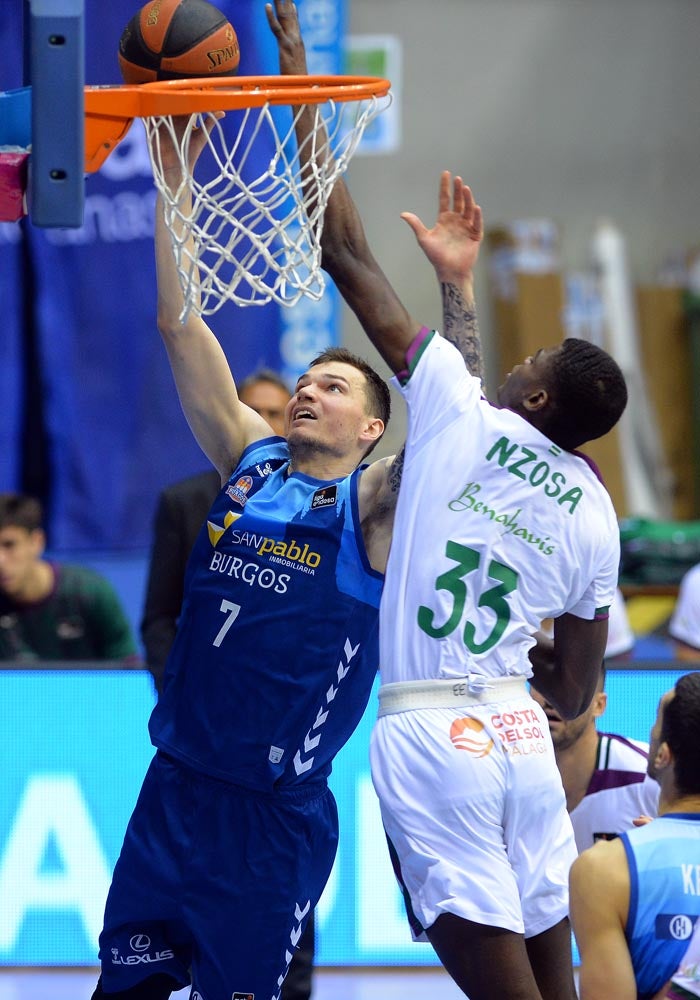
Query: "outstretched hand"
401 171 483 283
266 0 307 75
151 112 224 186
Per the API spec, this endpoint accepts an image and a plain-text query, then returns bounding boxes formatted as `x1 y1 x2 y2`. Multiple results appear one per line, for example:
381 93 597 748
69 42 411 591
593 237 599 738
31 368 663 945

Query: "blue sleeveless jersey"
149 439 384 790
621 813 700 999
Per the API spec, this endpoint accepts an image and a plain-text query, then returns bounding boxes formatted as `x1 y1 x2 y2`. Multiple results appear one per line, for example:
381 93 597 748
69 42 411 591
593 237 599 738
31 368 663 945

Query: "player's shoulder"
358 453 399 517
599 732 650 768
575 833 627 881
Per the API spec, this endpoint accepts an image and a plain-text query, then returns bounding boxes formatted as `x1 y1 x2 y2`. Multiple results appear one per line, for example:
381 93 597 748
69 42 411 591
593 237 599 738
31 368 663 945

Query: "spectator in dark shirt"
0 492 138 663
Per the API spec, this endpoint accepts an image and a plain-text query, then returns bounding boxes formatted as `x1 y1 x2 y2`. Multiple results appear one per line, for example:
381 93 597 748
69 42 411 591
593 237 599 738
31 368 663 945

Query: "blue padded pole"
28 0 84 228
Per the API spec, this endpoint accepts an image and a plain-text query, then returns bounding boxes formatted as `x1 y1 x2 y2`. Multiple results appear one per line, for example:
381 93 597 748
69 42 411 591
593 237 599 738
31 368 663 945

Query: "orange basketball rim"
83 74 391 172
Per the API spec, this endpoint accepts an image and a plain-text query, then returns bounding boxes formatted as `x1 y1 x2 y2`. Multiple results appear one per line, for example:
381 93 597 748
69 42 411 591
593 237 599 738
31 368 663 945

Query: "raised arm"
153 118 277 479
402 171 484 380
267 3 484 381
266 0 417 374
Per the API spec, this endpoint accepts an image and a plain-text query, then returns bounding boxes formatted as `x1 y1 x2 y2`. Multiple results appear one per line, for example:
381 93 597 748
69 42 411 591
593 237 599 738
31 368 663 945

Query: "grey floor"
0 967 465 999
0 966 581 999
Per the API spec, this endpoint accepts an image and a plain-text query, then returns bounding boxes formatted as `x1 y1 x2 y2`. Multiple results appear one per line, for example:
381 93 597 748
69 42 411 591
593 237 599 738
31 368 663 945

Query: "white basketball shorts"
370 678 576 940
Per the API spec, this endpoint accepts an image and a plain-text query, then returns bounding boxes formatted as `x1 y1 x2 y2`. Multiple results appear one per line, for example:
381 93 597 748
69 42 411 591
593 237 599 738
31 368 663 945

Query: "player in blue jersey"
90 5 486 999
570 671 700 1000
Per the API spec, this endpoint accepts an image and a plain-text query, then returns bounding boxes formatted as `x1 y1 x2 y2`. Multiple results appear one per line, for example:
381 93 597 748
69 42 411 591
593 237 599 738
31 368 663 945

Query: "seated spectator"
669 564 700 661
531 662 659 852
0 492 139 663
570 671 700 1000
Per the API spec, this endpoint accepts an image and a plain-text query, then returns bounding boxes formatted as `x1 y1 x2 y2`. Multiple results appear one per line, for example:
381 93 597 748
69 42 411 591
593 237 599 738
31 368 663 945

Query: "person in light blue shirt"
570 671 700 1000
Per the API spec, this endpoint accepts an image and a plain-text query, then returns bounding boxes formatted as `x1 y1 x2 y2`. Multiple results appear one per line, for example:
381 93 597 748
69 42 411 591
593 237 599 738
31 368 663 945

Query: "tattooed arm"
383 174 483 495
440 280 483 382
402 171 484 380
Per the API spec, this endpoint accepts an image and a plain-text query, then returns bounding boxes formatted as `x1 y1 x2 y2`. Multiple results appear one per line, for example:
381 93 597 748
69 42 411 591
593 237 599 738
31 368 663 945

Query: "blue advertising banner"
1 0 343 549
0 666 683 968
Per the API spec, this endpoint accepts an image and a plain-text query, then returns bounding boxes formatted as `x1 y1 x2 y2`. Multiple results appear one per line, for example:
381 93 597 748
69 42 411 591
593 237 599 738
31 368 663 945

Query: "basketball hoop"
84 75 391 319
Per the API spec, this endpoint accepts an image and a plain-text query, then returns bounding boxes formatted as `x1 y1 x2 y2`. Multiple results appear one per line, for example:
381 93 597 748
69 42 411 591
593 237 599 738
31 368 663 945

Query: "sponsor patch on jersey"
656 914 695 941
227 476 254 507
311 485 337 509
207 510 241 548
268 745 284 763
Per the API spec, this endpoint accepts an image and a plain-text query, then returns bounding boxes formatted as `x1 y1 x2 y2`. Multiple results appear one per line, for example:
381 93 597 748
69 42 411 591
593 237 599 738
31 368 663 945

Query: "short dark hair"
309 347 391 458
0 493 44 533
238 368 291 397
661 671 700 796
543 339 628 450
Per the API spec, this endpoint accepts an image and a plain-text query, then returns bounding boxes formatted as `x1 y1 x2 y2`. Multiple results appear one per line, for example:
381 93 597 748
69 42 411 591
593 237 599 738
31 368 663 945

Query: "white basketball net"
145 92 390 319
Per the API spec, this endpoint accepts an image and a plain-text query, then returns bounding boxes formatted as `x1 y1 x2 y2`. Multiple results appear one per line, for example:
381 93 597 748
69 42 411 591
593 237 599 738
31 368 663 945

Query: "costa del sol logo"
449 716 494 757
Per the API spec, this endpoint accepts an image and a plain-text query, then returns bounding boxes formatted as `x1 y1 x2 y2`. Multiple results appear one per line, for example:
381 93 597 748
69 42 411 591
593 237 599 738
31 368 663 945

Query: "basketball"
118 0 240 84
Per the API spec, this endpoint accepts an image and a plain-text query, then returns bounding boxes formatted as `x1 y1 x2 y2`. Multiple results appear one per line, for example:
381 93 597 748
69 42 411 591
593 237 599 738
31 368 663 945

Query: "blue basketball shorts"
98 752 338 999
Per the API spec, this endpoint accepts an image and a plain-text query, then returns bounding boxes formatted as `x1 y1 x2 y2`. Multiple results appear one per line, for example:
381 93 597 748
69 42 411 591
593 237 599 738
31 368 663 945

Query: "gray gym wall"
342 0 700 459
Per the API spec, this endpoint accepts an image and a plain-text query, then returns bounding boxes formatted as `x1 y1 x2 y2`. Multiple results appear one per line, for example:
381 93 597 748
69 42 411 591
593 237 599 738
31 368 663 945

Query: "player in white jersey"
275 10 627 997
368 329 625 1000
532 663 659 852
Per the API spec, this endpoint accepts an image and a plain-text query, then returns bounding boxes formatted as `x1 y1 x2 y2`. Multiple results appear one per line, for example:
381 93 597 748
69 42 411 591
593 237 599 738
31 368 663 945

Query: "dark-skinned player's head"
497 338 628 451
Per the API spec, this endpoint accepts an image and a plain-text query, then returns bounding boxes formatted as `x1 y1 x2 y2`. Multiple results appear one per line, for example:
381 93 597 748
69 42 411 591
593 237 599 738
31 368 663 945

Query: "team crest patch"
311 485 337 509
227 476 253 507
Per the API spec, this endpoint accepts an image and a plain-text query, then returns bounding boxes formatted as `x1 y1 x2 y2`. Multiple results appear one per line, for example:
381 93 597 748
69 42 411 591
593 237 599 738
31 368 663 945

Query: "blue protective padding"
29 0 84 227
0 87 32 148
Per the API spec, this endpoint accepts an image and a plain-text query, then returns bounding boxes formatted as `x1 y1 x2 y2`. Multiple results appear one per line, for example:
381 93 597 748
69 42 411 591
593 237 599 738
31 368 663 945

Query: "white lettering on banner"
44 191 157 246
0 774 111 953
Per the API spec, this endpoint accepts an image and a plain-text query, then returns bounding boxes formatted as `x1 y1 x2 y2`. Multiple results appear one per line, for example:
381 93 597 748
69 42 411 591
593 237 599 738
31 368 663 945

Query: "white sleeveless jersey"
381 333 620 684
569 733 660 853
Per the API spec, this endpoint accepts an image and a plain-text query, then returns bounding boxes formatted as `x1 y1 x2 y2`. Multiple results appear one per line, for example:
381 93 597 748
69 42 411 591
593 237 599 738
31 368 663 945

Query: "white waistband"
377 675 528 716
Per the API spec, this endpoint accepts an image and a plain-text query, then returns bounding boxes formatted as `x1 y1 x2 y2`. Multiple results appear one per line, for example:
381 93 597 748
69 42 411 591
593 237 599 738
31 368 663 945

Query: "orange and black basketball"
118 0 240 84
